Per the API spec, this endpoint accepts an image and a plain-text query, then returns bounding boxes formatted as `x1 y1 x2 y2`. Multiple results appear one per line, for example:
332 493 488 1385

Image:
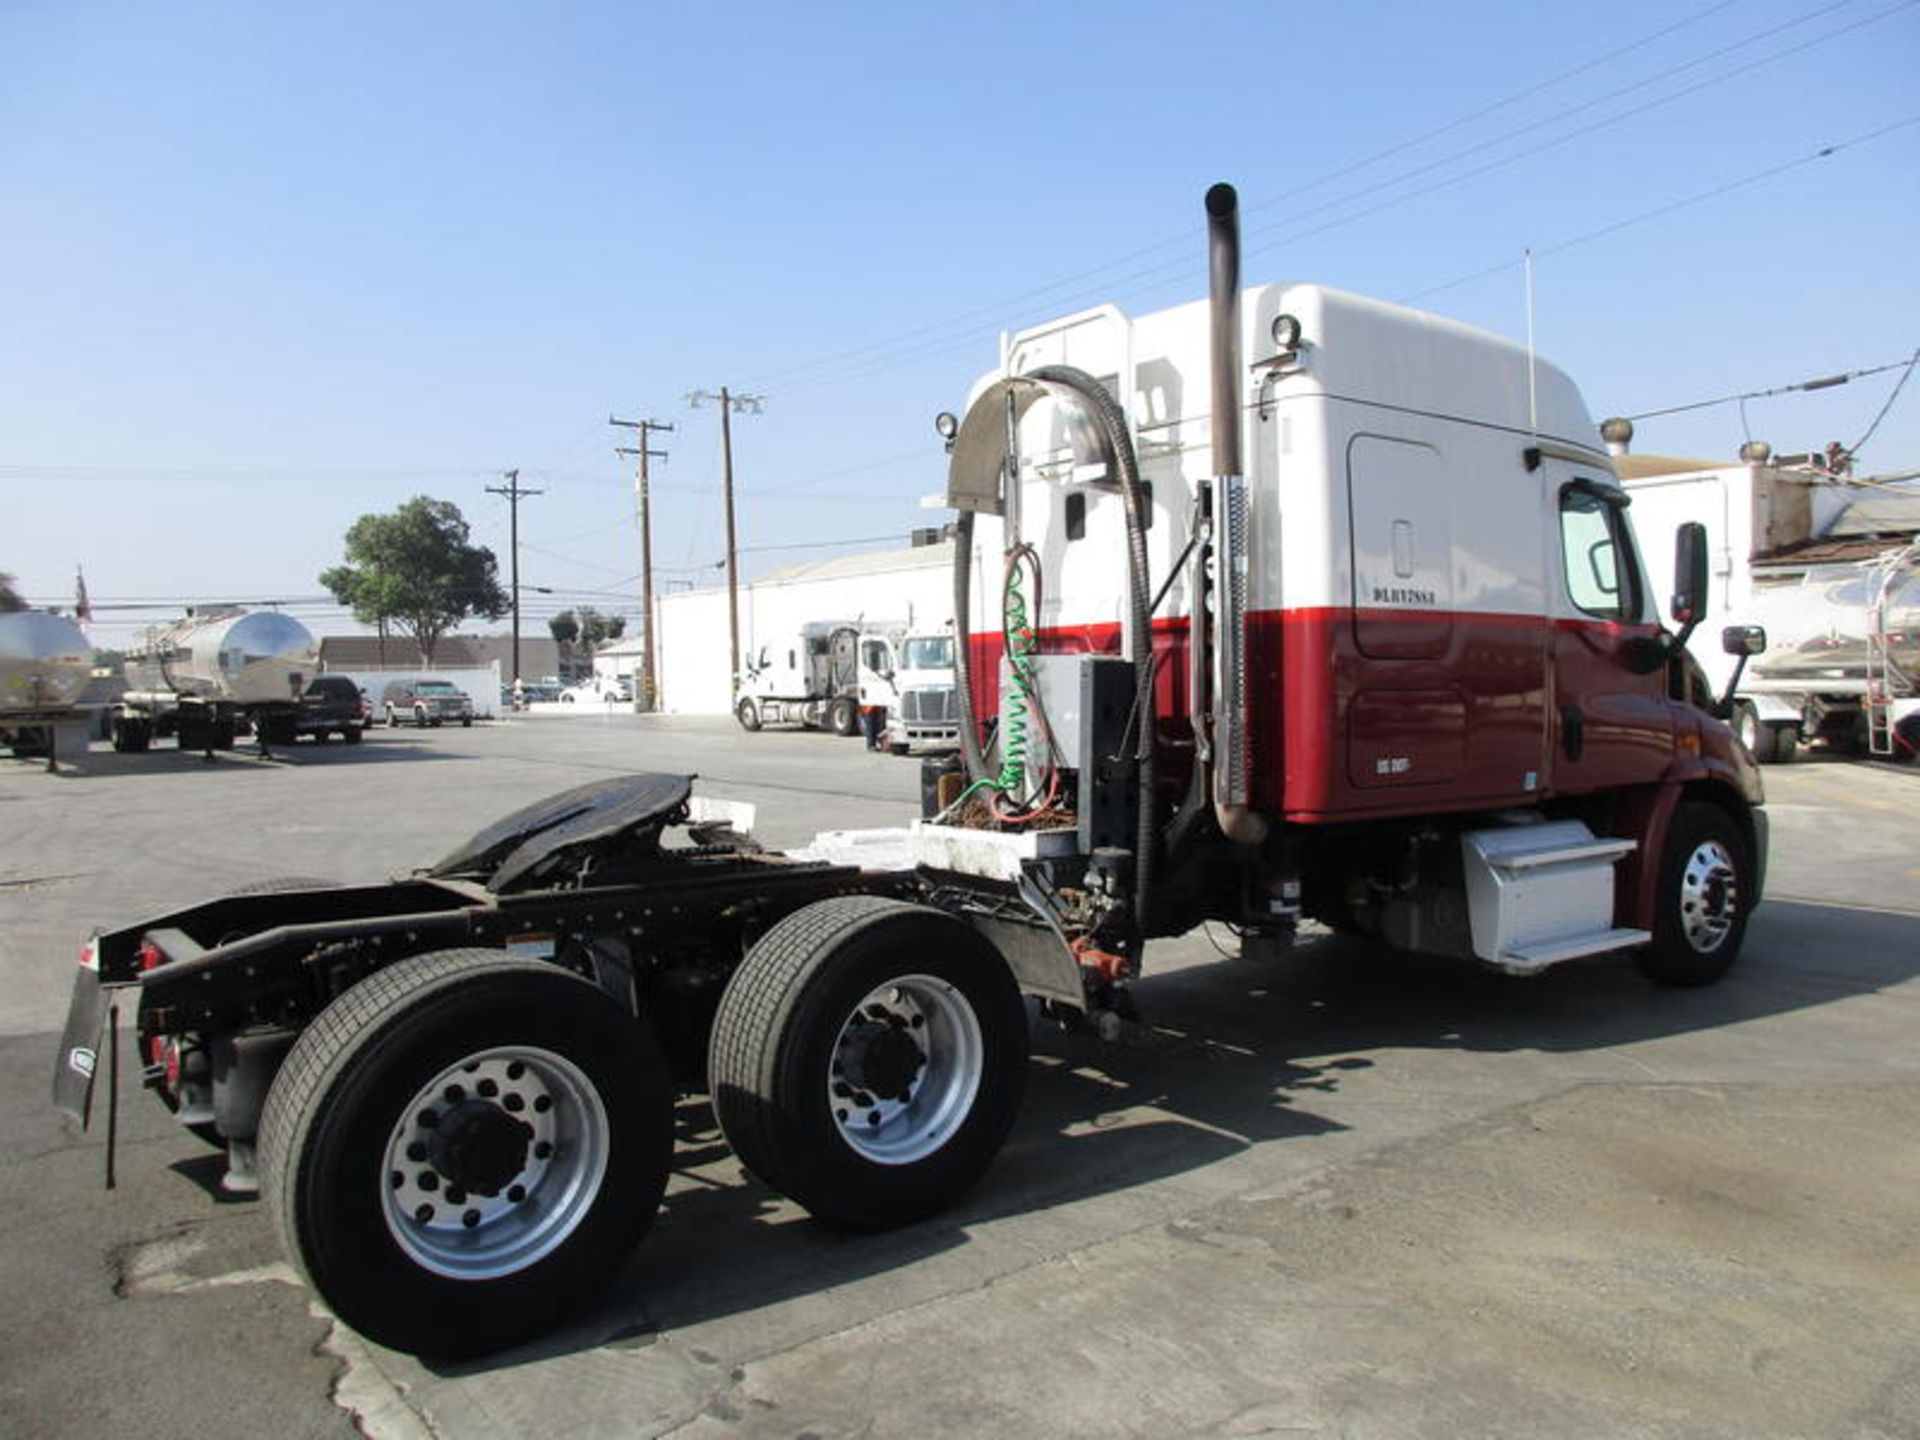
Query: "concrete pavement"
2 720 1915 1438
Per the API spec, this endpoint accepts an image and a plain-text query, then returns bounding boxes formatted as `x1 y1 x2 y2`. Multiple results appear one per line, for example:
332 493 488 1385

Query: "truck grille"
901 688 957 724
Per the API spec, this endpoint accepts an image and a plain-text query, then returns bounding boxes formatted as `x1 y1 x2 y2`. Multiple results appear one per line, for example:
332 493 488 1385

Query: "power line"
1400 114 1920 303
1625 353 1920 421
1848 347 1920 455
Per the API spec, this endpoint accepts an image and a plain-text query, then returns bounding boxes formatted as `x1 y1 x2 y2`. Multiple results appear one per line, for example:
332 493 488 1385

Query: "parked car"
293 675 369 744
380 677 474 728
559 677 631 705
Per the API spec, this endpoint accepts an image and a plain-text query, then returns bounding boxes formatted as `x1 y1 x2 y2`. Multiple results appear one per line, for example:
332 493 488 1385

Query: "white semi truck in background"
56 183 1765 1360
882 629 961 753
735 619 904 735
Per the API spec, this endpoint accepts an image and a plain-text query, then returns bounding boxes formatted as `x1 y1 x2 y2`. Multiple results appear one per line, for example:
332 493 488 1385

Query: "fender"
1611 715 1766 930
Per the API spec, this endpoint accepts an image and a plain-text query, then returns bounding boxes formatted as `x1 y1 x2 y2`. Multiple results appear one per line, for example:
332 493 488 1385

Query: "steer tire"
735 698 762 732
709 896 1027 1232
828 697 858 737
1634 802 1753 988
259 949 672 1358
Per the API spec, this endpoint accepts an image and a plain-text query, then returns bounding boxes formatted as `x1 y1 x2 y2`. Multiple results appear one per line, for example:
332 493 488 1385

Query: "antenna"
1524 248 1538 438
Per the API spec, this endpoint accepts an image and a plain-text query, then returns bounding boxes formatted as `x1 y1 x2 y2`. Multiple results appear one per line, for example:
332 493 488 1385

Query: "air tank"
0 610 92 713
1745 553 1920 684
122 609 318 705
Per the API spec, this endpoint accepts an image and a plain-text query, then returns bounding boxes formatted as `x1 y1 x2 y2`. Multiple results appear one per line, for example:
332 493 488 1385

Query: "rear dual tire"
260 949 672 1358
709 897 1027 1231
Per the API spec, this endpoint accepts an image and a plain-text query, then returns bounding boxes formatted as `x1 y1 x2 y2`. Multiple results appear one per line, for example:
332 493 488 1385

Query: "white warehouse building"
654 541 958 715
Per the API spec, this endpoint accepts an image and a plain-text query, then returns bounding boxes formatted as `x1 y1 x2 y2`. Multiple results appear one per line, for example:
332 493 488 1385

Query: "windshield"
901 636 954 669
416 681 458 694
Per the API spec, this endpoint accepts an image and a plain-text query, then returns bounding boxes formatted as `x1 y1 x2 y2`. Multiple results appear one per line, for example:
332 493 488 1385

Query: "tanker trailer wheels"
709 896 1028 1232
735 698 762 732
258 949 673 1358
1635 801 1754 988
828 697 859 737
109 713 151 753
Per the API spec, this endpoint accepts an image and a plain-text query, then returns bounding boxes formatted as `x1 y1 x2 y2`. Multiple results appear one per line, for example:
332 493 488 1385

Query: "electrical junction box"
1000 653 1138 855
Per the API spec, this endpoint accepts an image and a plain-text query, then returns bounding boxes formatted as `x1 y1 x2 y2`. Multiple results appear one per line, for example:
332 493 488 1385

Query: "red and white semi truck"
54 184 1763 1357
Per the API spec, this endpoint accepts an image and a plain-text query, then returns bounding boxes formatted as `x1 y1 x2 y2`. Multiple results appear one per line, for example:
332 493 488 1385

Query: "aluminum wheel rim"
381 1045 608 1280
827 975 983 1166
1678 839 1740 953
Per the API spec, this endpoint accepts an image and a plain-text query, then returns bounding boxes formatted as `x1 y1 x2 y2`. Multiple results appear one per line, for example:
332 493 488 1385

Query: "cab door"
1548 474 1674 792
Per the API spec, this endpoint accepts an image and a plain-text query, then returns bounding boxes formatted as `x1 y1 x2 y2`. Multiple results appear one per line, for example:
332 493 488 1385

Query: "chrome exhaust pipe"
1204 182 1267 845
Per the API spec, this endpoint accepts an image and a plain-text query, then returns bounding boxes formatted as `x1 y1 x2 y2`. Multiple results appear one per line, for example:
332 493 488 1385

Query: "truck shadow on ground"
38 739 478 779
442 897 1919 1373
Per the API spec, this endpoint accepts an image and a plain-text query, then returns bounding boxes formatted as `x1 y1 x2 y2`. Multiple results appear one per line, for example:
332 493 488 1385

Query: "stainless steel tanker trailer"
1738 545 1920 759
0 608 94 769
110 608 318 755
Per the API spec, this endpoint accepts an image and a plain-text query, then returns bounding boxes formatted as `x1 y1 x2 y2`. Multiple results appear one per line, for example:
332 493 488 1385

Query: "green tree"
547 607 625 655
321 498 506 665
0 572 23 613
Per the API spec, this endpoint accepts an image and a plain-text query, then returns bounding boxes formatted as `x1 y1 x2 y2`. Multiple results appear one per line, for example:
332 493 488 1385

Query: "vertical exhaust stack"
1205 183 1268 845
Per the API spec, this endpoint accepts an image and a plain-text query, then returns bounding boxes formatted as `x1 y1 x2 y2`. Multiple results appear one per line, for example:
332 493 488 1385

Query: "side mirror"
1713 624 1768 719
1670 521 1709 649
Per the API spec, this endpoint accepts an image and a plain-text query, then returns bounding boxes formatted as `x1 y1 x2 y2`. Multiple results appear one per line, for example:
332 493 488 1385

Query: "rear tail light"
143 1035 183 1090
77 938 99 972
138 938 165 971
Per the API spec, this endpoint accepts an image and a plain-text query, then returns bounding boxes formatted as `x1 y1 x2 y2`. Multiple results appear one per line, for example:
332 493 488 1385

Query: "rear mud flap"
52 968 110 1129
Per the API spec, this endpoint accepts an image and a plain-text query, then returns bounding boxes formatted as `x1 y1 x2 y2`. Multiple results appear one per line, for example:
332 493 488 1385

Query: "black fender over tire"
709 896 1028 1231
259 949 672 1357
1635 801 1754 987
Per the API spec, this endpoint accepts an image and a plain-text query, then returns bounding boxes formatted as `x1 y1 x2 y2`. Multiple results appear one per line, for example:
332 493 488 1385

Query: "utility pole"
610 414 673 712
687 386 763 694
484 468 543 686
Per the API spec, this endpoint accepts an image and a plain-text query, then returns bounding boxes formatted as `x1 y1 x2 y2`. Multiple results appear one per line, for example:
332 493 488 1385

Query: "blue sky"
4 0 1916 646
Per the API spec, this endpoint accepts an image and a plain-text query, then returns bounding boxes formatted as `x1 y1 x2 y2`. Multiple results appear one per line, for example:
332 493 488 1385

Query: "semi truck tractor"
109 608 318 755
883 629 962 753
735 620 903 735
53 184 1764 1358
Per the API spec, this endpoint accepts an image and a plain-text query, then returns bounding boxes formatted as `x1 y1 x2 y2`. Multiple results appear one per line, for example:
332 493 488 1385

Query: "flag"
75 566 92 623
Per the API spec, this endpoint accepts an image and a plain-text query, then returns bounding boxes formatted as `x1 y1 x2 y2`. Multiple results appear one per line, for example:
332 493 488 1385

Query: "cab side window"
1558 485 1642 621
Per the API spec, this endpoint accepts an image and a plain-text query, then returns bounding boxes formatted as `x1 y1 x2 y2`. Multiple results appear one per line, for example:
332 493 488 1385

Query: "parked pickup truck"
292 675 368 744
381 677 474 728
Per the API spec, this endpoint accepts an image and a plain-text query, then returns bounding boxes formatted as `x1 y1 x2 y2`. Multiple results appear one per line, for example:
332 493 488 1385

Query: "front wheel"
259 949 673 1357
1635 801 1754 987
827 697 858 737
735 698 762 732
709 897 1028 1231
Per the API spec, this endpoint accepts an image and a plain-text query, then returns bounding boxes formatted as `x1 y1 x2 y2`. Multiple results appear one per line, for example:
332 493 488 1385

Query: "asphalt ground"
1 716 1916 1439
